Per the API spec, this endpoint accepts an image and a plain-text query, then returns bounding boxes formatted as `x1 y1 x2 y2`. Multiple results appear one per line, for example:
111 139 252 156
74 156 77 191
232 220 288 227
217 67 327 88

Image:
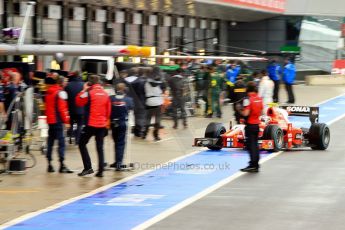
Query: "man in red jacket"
45 73 73 173
76 75 111 177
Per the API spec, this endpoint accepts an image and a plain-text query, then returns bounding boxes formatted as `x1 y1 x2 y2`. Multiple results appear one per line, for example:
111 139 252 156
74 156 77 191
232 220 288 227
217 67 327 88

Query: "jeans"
145 106 161 138
273 80 280 102
172 97 187 125
245 124 260 168
78 126 107 172
111 122 127 167
47 123 65 163
69 114 83 144
285 83 295 103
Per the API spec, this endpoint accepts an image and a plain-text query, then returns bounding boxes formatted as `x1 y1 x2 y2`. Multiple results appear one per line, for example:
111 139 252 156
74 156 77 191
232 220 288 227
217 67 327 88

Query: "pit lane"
1 84 345 229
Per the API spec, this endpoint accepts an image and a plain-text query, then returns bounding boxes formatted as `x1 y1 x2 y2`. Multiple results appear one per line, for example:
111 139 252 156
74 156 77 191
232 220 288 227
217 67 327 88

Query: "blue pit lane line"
4 94 345 230
5 150 264 230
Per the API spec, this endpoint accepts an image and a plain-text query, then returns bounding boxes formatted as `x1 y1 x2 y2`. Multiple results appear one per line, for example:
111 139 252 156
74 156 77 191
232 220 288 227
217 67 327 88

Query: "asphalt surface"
1 84 345 227
149 119 345 230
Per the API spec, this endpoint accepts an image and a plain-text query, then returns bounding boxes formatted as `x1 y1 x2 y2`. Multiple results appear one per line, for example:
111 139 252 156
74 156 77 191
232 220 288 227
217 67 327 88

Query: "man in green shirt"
206 65 225 118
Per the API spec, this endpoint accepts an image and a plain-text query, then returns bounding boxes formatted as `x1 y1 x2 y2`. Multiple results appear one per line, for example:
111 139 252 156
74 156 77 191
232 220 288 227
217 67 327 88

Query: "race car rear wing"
280 106 319 124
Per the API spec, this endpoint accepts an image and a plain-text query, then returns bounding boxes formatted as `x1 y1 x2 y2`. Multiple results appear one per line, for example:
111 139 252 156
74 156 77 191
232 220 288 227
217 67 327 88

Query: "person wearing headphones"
45 73 73 173
76 75 111 177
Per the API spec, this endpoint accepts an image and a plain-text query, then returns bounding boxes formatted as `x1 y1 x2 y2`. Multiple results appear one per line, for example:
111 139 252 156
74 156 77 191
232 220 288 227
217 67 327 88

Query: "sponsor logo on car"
311 109 319 116
286 106 310 113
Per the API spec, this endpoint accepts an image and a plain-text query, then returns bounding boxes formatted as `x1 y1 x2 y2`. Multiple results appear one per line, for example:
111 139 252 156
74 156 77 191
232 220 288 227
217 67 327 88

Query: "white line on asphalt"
326 113 345 126
315 92 345 106
133 151 284 230
0 148 207 229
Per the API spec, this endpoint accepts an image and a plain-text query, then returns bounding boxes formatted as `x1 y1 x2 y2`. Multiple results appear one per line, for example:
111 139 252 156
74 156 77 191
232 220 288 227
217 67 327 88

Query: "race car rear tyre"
309 123 330 150
205 122 226 150
263 125 284 152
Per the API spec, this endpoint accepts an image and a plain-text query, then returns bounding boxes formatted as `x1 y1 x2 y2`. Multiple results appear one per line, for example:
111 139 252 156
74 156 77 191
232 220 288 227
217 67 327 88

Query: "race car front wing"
194 137 275 150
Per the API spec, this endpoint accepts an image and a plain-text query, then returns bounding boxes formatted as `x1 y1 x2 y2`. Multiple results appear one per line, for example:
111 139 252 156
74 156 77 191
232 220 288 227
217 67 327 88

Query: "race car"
193 105 330 151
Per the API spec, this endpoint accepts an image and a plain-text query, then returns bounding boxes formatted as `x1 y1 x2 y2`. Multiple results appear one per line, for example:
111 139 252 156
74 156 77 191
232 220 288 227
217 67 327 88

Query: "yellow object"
234 88 246 93
148 47 156 65
268 102 279 107
1 132 19 143
126 45 140 56
211 79 217 87
2 132 12 141
163 51 170 64
198 49 205 56
226 81 234 87
132 57 141 63
51 60 60 70
125 46 152 57
139 46 152 57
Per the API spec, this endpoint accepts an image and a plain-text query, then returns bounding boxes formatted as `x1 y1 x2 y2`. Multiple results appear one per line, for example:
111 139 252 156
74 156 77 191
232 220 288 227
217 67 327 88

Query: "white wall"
286 0 345 17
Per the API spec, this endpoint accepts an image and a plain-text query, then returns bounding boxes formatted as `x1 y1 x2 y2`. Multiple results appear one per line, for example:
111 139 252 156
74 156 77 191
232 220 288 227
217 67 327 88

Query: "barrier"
305 75 345 85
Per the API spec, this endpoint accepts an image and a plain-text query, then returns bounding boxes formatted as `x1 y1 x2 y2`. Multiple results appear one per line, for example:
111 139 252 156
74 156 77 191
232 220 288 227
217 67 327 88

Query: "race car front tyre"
309 123 330 150
263 125 284 152
205 122 226 150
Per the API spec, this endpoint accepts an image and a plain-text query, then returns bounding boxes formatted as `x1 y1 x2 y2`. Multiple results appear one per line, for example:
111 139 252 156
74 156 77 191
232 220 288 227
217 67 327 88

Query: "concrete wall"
305 75 345 85
219 20 229 54
227 17 286 53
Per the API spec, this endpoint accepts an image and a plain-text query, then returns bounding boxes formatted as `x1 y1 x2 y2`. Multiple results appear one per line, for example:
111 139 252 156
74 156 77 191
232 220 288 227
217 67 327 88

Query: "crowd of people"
0 57 296 177
192 58 296 122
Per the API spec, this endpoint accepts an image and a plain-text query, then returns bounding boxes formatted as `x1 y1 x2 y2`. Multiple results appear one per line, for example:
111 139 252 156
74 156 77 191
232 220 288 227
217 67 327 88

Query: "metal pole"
17 1 36 46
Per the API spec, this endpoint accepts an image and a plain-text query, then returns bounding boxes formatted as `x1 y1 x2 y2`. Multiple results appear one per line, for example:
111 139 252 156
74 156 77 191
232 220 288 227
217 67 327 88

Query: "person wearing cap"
237 81 263 173
109 83 133 171
45 73 73 173
65 71 84 145
76 75 111 177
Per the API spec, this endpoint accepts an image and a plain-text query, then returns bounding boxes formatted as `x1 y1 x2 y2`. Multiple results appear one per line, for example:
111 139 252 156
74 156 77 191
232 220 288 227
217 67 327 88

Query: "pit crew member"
45 73 73 173
238 81 263 173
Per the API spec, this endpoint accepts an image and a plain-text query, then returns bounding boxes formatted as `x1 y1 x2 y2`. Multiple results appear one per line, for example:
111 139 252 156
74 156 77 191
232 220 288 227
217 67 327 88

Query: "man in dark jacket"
65 71 84 145
195 65 209 108
167 68 187 129
230 78 247 124
124 68 146 137
45 73 73 173
109 83 133 171
5 72 26 130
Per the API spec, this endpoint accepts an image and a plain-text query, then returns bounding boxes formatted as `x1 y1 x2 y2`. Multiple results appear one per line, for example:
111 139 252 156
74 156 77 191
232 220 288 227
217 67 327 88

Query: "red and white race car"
194 105 330 151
